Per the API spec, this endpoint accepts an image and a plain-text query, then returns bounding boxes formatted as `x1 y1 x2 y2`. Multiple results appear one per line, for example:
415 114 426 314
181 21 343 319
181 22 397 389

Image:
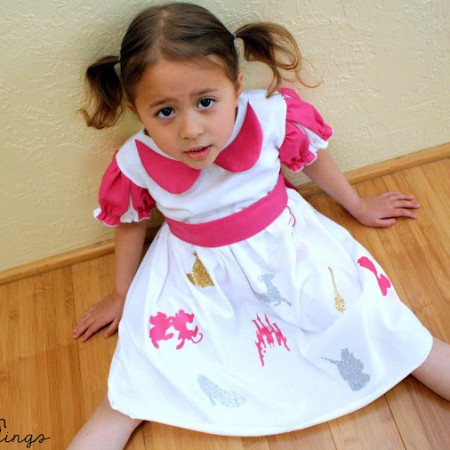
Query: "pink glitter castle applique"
357 256 391 296
149 309 203 349
252 314 290 366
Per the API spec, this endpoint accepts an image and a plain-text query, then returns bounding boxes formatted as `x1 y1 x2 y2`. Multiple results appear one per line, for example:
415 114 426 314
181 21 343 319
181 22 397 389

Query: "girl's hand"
351 192 420 228
72 292 126 342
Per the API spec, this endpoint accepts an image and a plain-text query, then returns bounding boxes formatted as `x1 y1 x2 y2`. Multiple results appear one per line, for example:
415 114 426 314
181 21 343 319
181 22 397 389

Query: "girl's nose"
180 112 204 140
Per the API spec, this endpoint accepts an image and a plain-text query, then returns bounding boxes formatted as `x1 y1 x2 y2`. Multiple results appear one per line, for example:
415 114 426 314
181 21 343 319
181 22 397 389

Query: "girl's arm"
73 221 148 342
302 150 420 227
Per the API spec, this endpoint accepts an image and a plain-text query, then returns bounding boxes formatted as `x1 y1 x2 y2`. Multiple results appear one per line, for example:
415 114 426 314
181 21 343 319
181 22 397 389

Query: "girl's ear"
235 72 244 97
127 101 136 113
127 101 142 122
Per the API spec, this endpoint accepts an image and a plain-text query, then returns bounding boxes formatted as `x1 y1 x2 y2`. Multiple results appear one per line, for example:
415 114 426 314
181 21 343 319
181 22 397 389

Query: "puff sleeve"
279 87 333 172
93 155 156 227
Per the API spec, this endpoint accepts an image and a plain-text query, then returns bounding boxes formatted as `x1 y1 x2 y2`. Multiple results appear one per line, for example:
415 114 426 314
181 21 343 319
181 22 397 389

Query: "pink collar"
135 103 262 194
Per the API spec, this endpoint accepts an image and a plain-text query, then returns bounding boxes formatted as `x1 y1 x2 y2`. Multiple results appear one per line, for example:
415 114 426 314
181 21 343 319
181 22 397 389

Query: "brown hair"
81 2 305 129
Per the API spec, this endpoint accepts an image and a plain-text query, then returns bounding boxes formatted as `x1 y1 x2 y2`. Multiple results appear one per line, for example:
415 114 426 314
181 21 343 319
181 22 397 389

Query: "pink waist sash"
165 175 288 247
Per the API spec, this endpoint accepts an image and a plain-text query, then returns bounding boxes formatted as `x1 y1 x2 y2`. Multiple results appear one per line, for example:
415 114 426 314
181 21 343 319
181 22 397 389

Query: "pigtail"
235 23 306 95
80 56 124 129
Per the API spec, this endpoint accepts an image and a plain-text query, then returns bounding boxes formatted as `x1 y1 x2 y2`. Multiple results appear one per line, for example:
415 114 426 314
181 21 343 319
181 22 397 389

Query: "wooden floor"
1 159 449 449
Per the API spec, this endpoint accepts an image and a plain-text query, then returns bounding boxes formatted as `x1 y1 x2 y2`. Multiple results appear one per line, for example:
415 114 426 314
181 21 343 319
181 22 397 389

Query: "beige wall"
1 0 449 271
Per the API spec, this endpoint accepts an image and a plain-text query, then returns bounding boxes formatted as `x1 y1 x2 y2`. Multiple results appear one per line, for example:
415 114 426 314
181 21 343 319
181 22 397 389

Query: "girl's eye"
156 107 174 119
198 98 215 110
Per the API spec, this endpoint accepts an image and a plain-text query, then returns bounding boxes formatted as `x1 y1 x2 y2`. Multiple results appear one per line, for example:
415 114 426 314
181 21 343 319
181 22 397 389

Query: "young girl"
70 3 449 449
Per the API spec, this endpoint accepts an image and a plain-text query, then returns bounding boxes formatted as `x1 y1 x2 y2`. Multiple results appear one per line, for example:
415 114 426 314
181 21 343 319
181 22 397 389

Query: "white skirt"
108 188 432 436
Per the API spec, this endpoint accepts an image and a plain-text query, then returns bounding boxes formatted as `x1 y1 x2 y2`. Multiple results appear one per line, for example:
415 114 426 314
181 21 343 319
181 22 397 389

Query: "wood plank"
243 435 271 450
266 425 336 450
145 423 246 450
328 397 405 449
299 144 450 199
376 166 450 338
0 267 76 357
0 227 159 287
70 257 119 416
374 161 450 450
0 239 115 287
0 269 83 449
0 349 83 449
385 377 450 449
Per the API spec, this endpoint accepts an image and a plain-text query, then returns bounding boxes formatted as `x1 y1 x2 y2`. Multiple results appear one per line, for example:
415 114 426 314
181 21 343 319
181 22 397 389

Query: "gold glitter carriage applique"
328 267 346 313
187 252 214 288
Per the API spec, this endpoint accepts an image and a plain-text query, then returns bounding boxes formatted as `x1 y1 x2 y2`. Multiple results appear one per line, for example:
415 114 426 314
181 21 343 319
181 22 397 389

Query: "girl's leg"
412 337 450 401
67 395 143 450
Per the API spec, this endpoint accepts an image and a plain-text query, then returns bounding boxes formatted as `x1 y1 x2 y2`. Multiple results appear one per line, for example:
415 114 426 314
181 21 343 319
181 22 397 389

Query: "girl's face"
131 59 244 170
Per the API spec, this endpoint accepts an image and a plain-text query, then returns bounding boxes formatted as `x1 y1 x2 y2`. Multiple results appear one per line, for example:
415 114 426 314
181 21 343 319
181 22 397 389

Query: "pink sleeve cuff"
279 87 332 172
94 155 155 226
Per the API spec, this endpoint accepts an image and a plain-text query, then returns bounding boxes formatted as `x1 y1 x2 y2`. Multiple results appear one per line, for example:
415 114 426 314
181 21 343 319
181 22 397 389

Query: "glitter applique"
149 309 203 349
257 274 292 306
187 252 214 288
198 375 246 407
328 267 346 313
322 348 371 391
252 314 290 367
357 256 391 296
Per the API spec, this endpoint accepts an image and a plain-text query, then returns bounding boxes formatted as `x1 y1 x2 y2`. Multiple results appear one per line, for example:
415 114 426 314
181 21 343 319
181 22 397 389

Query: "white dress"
94 89 432 436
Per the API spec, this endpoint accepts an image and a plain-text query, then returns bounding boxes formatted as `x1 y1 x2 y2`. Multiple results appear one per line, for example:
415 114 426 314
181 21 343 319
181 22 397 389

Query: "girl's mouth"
185 145 212 161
